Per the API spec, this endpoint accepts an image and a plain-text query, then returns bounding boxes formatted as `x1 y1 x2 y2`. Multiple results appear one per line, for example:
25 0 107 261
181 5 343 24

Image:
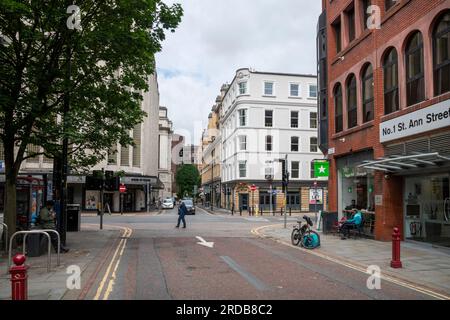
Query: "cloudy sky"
156 0 322 145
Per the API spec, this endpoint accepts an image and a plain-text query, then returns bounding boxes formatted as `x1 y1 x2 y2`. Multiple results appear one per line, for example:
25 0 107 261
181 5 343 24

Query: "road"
69 207 436 300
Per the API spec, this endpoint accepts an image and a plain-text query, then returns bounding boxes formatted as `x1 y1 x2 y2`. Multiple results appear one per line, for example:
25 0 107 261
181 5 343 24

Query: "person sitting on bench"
340 209 362 240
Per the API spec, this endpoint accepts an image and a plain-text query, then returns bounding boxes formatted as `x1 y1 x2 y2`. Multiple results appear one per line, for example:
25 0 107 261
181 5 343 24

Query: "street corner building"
317 0 450 243
200 68 329 214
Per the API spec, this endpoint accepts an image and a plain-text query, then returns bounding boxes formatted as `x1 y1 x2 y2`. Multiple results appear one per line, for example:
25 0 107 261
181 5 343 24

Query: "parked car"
162 198 175 209
181 199 196 215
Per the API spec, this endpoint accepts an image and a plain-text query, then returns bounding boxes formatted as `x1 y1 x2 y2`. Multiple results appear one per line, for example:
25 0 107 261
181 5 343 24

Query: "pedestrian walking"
176 201 188 229
38 201 69 253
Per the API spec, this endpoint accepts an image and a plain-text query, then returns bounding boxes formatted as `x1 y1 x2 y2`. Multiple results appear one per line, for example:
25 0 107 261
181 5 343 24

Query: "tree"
175 165 200 199
0 1 183 234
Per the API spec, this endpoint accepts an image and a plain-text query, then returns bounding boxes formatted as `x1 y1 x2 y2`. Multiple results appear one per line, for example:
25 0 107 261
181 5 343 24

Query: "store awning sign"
380 99 450 143
314 161 329 177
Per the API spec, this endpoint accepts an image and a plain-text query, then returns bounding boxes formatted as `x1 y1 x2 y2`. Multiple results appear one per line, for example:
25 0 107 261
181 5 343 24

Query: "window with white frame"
239 135 247 151
291 111 299 128
238 109 247 126
238 81 247 95
265 110 273 127
264 81 274 96
291 137 299 152
239 161 247 178
308 84 318 98
265 135 273 151
310 137 318 152
290 83 300 97
291 161 300 179
310 112 317 129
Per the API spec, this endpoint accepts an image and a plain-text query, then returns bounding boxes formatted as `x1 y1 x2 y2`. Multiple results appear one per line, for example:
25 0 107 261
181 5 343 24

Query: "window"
26 144 40 163
291 111 299 128
406 32 425 106
346 5 356 43
310 137 318 152
239 109 247 126
433 11 450 96
333 18 342 53
265 110 273 127
264 81 274 95
347 74 358 128
309 84 318 98
239 161 247 178
108 145 117 165
362 0 371 30
238 81 247 95
362 64 374 122
291 137 299 152
310 112 317 129
291 161 300 179
385 0 397 11
310 162 315 178
239 135 247 151
383 48 399 114
334 84 343 133
265 135 273 151
121 145 129 166
290 83 300 97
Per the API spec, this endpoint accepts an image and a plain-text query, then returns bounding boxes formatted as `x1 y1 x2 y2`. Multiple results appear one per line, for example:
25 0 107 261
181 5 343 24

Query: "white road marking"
196 236 214 248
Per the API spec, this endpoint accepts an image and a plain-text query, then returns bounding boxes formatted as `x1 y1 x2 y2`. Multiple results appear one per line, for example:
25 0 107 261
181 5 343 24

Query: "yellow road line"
88 225 132 300
251 224 450 301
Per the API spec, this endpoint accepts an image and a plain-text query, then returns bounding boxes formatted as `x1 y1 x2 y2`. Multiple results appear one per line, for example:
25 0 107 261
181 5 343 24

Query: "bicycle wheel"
291 228 301 246
301 230 321 249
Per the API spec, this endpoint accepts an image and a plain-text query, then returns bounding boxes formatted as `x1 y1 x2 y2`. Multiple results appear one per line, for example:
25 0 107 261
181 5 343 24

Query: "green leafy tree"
0 0 183 233
175 165 200 199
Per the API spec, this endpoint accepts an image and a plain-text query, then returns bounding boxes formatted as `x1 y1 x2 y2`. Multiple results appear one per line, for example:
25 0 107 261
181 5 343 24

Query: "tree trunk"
3 136 19 243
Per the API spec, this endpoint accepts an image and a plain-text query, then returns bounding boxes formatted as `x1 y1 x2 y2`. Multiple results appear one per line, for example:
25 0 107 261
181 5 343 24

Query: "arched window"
405 32 425 106
433 11 450 96
383 48 399 114
362 64 374 122
334 84 343 133
347 74 358 128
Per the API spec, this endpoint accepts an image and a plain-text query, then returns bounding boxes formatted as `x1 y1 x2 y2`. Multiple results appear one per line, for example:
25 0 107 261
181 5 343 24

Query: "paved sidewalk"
198 205 319 218
256 223 450 297
0 226 121 300
81 210 161 217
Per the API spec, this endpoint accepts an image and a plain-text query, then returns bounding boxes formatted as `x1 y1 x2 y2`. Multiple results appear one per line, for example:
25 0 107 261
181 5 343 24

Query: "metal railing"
1 223 8 253
23 229 60 267
8 231 52 273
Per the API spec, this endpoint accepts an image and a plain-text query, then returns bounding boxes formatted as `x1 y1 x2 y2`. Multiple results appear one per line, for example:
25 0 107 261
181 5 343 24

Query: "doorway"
239 194 249 211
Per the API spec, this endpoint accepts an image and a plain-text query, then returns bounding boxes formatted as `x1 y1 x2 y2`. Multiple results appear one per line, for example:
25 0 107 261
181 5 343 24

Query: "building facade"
318 0 450 243
158 106 174 200
221 68 328 214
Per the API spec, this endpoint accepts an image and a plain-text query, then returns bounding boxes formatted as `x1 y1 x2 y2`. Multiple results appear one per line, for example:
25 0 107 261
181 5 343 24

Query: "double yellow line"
93 226 133 300
252 224 450 301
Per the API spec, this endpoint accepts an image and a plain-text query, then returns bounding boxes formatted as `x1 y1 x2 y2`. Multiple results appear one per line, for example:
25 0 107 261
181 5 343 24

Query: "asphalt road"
75 207 436 300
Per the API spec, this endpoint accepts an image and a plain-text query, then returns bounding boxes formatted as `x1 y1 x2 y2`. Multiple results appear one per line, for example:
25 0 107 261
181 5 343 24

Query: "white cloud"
156 0 322 142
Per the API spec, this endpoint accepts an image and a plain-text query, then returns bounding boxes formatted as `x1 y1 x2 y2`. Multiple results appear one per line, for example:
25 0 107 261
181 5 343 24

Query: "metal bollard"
289 207 292 216
240 207 242 216
231 205 234 216
10 254 28 300
390 227 402 268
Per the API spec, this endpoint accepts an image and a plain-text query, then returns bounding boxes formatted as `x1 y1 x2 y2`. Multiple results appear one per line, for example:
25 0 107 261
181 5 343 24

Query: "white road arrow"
196 236 214 248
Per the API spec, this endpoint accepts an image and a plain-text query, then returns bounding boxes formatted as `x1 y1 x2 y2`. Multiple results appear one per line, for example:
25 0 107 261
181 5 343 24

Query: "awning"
358 152 450 173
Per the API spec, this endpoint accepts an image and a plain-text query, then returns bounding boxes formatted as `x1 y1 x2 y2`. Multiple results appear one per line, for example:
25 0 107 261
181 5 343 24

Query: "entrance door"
405 174 450 247
287 193 300 210
259 193 276 212
124 193 134 212
239 194 249 211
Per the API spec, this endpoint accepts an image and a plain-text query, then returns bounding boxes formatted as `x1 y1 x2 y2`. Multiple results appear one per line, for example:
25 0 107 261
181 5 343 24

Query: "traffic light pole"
284 154 288 229
100 169 104 230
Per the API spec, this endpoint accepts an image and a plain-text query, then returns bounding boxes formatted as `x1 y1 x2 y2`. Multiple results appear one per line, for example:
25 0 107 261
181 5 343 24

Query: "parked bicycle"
291 215 321 249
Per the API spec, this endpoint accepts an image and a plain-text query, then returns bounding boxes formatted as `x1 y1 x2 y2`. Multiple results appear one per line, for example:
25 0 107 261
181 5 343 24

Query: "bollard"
240 207 242 216
390 227 402 268
10 254 28 300
231 205 234 216
289 207 292 216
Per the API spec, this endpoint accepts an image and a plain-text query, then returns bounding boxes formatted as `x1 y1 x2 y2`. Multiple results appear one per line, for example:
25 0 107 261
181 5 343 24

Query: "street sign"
250 185 257 191
119 184 127 193
314 161 329 178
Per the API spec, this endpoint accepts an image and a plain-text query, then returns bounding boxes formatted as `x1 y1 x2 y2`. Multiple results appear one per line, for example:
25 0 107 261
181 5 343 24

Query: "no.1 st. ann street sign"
380 100 450 143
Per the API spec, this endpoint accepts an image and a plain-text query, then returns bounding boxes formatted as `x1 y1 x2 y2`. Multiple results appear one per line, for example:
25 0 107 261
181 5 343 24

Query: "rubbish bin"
321 211 338 234
26 233 47 257
67 204 81 232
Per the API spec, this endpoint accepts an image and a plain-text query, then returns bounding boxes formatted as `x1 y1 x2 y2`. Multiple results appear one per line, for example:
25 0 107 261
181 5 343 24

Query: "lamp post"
211 158 214 211
276 155 289 229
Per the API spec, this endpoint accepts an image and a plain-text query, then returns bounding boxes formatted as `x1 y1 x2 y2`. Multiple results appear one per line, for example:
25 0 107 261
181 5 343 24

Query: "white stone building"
220 68 328 213
158 106 174 200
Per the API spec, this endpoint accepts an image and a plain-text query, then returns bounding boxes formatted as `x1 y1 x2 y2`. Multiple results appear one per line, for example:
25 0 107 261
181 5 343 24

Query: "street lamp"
275 155 289 229
265 161 274 215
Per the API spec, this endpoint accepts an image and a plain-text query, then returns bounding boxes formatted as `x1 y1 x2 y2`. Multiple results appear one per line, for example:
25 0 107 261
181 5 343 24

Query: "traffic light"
281 160 289 193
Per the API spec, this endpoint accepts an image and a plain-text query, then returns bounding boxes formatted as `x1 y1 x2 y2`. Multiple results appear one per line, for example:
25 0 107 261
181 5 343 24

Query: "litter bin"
321 211 338 234
26 233 47 257
67 204 81 232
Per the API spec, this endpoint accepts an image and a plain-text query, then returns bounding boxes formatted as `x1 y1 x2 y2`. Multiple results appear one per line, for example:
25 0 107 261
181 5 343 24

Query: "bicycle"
291 215 321 249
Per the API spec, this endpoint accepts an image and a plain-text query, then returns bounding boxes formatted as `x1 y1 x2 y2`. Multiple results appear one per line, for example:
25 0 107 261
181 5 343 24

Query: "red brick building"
317 0 450 243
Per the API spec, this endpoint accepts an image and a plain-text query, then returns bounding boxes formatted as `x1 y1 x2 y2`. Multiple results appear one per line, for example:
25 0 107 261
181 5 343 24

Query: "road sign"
250 185 257 191
119 184 127 193
314 161 329 177
0 160 4 172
